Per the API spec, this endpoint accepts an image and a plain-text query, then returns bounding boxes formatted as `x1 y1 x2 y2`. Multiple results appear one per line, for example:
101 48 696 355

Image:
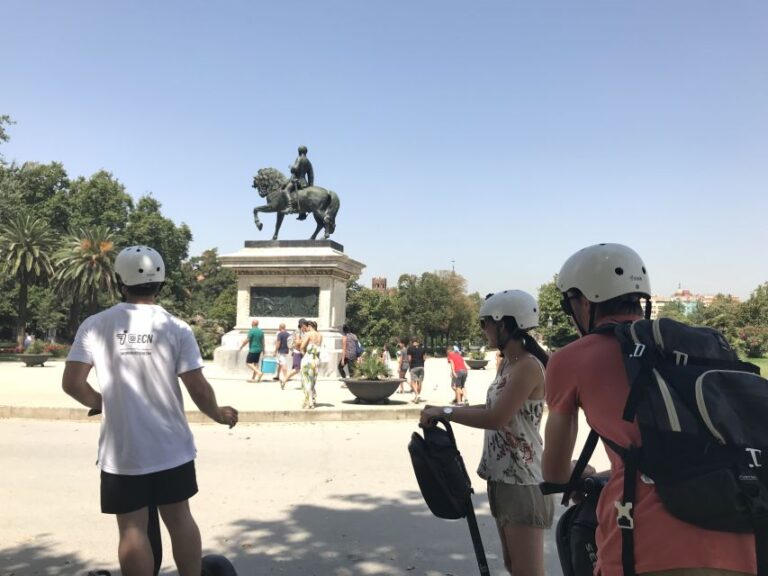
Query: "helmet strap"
644 298 652 320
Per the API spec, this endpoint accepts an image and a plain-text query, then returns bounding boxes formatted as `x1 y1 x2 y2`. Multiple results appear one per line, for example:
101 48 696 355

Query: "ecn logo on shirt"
115 331 155 345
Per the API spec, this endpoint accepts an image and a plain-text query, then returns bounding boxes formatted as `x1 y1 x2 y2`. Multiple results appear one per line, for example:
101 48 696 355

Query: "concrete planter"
21 354 52 367
341 378 404 404
466 359 489 370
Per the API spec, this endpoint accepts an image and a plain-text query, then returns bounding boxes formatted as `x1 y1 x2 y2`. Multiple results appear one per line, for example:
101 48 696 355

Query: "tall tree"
67 171 133 235
346 285 402 348
54 226 119 317
0 212 57 344
537 279 578 351
124 195 192 315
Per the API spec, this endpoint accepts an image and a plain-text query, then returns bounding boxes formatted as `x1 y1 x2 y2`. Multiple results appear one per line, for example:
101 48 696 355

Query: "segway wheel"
201 554 237 576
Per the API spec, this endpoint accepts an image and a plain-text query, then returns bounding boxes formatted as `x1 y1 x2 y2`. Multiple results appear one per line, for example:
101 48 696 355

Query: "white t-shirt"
67 303 204 475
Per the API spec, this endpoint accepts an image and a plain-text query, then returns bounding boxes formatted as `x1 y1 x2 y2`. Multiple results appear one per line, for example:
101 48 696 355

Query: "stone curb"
0 404 424 424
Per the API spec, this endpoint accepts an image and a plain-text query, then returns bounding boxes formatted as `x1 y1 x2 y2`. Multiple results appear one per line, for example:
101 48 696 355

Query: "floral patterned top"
477 356 546 485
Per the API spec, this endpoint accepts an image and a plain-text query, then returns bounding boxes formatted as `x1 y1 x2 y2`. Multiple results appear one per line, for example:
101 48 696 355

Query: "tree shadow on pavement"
0 537 101 576
205 491 565 576
0 493 566 576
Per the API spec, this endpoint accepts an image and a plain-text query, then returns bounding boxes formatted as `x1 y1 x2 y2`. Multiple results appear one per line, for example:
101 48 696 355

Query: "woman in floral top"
420 290 553 576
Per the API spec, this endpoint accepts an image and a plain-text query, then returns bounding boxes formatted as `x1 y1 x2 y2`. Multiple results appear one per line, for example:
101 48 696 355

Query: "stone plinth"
213 240 365 377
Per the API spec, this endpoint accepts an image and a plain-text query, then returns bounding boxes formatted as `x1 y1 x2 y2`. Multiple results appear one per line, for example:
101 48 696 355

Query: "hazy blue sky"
2 1 766 299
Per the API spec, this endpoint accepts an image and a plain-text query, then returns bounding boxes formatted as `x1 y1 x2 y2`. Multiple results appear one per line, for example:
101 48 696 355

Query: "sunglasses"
479 317 493 330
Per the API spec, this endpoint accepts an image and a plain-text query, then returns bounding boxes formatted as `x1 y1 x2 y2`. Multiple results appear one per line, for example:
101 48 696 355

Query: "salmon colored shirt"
546 315 756 576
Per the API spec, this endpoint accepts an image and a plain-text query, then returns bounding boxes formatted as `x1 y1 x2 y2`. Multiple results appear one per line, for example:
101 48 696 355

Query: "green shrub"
25 339 46 354
353 351 392 380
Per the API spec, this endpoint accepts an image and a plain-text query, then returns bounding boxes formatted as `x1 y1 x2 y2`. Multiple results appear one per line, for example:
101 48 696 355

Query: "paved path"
0 356 610 575
0 357 498 423
0 418 608 576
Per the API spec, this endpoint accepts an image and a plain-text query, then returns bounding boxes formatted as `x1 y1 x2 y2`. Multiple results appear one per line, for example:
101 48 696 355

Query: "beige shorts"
487 481 554 529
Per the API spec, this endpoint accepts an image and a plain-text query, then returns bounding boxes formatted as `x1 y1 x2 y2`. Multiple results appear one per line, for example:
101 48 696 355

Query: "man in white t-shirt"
62 245 238 576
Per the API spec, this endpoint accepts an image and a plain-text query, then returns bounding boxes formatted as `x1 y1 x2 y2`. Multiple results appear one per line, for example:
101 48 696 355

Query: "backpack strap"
617 447 638 576
756 530 768 576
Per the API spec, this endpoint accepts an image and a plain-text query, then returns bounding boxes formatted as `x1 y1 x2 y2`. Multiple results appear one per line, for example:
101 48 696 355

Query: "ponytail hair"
501 317 550 367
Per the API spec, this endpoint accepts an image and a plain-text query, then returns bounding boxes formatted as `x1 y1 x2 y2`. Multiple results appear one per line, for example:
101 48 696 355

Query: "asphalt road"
0 417 608 576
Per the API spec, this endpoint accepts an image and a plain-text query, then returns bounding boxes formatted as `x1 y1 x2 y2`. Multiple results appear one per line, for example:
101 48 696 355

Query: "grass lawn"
749 357 768 377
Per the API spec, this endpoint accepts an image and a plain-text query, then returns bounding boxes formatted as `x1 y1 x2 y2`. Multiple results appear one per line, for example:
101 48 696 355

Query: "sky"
2 1 767 300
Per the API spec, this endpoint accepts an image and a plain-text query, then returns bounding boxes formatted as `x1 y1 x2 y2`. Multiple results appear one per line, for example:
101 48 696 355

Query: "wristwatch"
442 406 454 421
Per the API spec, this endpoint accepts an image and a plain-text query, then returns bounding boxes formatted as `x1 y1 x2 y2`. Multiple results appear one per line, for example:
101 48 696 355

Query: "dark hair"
124 282 163 297
309 320 318 329
594 294 644 318
501 317 549 367
342 325 350 334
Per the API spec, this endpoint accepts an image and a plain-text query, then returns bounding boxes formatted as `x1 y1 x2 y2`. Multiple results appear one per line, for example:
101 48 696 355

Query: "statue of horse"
252 167 340 240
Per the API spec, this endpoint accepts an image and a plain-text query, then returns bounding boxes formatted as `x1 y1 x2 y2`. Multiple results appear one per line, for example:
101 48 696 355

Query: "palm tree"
0 212 57 346
54 226 119 319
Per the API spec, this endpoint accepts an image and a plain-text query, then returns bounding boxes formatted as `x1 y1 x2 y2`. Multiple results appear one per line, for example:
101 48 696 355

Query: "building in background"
372 277 387 292
650 286 738 319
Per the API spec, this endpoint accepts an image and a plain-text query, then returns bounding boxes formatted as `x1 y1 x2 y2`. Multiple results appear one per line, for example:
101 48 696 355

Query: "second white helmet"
114 246 165 286
557 243 650 303
479 290 539 330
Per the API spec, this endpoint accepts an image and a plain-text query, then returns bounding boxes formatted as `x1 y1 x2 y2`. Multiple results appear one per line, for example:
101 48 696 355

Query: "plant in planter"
342 352 404 404
466 349 489 370
21 338 52 367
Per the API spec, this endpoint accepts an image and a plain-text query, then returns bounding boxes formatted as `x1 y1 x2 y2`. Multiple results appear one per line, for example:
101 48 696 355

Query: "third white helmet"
557 243 650 303
479 290 539 330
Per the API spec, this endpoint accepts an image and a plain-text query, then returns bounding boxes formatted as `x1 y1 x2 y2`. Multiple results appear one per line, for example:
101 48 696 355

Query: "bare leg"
116 507 155 576
497 522 546 576
158 500 201 576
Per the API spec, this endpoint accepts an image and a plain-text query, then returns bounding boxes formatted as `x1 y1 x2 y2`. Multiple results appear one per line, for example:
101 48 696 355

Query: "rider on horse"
283 145 314 219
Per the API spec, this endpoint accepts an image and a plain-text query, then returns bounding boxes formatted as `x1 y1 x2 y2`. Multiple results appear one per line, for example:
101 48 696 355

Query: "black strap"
756 529 768 576
559 430 600 506
618 448 637 576
465 501 490 575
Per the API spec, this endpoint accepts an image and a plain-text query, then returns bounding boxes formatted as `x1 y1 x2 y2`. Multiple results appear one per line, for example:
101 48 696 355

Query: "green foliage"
658 300 688 322
749 357 768 377
537 278 578 350
0 212 57 343
352 351 392 380
67 171 133 235
469 349 486 361
346 285 402 348
0 115 14 161
54 226 120 314
43 342 70 357
392 271 478 349
191 319 224 360
689 294 745 355
738 325 768 358
25 338 45 354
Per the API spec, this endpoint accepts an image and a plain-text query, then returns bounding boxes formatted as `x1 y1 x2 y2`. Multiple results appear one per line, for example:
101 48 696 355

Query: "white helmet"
557 243 650 303
114 246 165 286
479 290 539 330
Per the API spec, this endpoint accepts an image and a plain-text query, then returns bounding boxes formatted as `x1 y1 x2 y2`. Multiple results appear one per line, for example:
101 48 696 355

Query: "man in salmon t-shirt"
542 243 755 576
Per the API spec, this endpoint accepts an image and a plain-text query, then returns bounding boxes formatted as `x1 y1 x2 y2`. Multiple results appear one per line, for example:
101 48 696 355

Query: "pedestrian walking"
239 319 264 382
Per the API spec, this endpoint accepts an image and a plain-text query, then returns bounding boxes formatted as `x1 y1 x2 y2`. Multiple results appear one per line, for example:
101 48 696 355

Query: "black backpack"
568 318 768 576
408 420 490 575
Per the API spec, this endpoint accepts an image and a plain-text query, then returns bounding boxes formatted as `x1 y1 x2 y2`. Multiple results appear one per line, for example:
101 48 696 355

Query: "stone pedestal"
213 240 365 378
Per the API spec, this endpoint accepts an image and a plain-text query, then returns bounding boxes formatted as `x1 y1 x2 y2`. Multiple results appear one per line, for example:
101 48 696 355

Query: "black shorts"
101 460 198 514
246 351 262 364
452 370 468 388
